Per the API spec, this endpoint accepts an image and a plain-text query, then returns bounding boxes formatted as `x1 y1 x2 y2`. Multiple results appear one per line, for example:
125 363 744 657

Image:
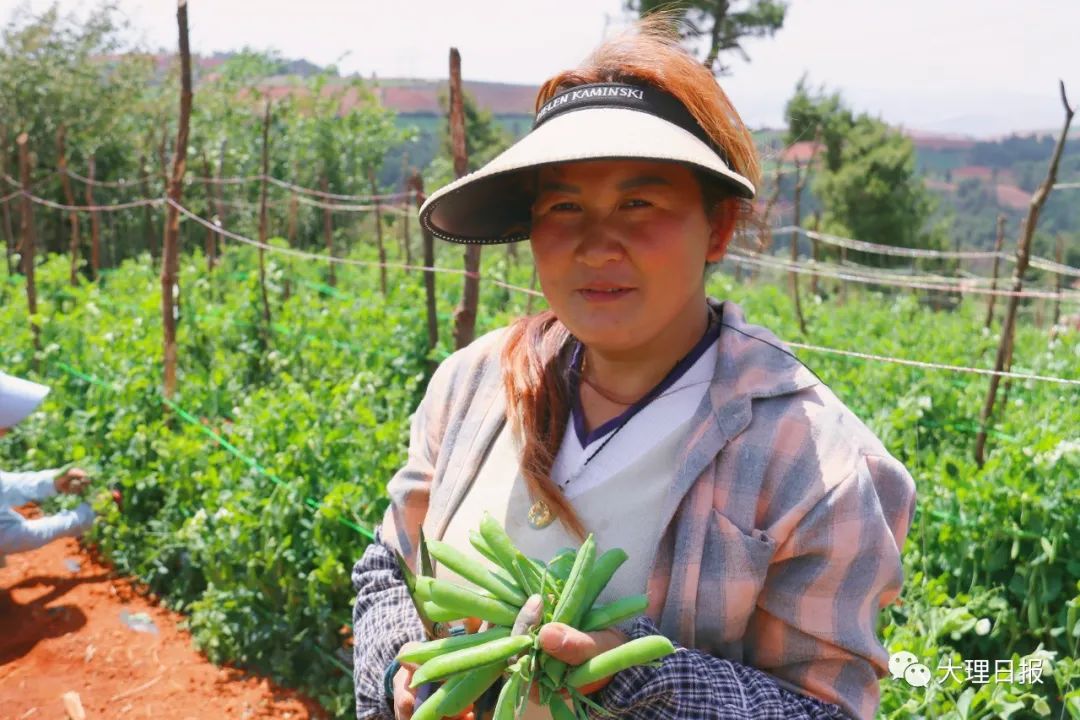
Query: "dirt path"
0 517 329 720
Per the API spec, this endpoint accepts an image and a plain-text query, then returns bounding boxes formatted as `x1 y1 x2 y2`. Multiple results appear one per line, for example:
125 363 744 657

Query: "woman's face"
529 159 734 353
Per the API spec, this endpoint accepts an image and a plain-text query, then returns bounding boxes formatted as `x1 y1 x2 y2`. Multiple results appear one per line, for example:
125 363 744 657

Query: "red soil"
0 509 329 720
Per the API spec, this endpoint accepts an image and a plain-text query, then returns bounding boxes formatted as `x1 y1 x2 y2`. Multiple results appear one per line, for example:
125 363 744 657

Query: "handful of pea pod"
398 512 675 720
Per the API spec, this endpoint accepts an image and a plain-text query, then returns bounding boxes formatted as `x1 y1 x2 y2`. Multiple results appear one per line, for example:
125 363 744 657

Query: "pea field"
1 227 1078 718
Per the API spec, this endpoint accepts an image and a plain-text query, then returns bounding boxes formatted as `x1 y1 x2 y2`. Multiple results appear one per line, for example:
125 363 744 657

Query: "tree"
784 80 943 261
627 0 787 75
426 90 510 190
784 75 851 173
0 3 154 258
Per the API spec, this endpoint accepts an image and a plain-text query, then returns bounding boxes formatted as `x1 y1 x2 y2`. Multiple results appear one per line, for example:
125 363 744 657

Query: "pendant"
527 500 554 529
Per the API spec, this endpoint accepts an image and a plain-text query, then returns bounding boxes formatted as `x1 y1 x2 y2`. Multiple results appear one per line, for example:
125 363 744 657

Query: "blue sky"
3 0 1078 136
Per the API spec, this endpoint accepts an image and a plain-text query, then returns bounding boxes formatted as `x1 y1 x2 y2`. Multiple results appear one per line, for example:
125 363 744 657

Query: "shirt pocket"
696 509 777 649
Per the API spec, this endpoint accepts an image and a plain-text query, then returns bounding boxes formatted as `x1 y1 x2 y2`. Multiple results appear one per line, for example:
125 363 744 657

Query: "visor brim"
419 107 756 245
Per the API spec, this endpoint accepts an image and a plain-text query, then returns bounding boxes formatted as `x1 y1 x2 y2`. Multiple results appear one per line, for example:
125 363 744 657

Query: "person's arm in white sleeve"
0 502 94 555
0 468 61 506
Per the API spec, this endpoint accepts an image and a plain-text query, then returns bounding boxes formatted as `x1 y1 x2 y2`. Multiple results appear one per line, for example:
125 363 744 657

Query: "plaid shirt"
354 299 916 720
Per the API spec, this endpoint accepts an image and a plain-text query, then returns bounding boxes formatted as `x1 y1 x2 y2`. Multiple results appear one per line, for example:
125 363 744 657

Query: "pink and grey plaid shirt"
365 299 916 720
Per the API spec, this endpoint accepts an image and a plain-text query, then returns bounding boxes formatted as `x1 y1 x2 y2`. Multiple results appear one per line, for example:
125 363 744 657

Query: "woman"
352 20 915 720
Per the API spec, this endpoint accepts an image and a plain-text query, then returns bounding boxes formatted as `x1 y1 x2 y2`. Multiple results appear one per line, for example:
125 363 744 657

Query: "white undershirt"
551 341 718 500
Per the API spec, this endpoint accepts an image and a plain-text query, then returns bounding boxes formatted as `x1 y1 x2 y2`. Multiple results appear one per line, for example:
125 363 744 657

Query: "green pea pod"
421 600 466 623
397 627 513 664
547 548 577 581
492 663 526 720
551 534 596 625
547 694 578 720
578 548 628 615
411 673 468 720
469 530 502 565
438 661 506 717
566 635 675 689
480 512 535 590
544 534 597 685
427 539 528 606
581 593 649 632
414 575 435 602
428 578 521 627
514 556 543 596
411 635 533 688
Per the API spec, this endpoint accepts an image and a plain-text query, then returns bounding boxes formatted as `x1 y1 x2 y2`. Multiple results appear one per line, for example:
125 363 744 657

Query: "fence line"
5 192 1077 385
64 166 416 202
728 250 1080 301
17 190 164 212
785 342 1080 386
776 225 1080 278
263 176 414 202
293 194 411 214
23 168 1080 276
62 168 157 188
169 198 496 282
729 243 1068 294
169 198 1080 385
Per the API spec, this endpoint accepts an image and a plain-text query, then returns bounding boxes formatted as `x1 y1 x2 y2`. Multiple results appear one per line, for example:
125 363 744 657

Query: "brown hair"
501 16 761 540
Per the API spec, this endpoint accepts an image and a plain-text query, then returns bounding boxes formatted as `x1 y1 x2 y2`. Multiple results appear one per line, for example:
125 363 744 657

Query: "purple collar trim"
569 307 722 448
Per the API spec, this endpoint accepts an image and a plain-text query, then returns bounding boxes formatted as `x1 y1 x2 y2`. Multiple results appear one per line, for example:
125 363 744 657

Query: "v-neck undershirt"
553 314 721 500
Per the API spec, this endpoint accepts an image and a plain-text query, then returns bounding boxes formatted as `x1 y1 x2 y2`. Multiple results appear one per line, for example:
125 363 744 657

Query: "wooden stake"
85 157 101 280
321 175 336 287
216 138 228 233
975 82 1074 466
161 0 192 400
17 133 41 363
449 47 480 350
408 171 438 372
1053 234 1064 326
1 127 16 277
139 153 156 260
56 126 81 286
257 99 273 335
400 152 412 264
810 211 821 296
369 167 388 296
984 214 1006 329
199 152 217 272
285 175 298 301
838 243 846 306
789 158 807 334
402 197 412 265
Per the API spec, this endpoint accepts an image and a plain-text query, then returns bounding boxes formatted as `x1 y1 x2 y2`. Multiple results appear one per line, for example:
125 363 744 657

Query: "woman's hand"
538 622 630 695
54 468 90 495
393 622 482 720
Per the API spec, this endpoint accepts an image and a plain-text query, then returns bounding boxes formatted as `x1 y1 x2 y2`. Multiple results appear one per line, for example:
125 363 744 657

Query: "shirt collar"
569 305 723 448
706 297 821 417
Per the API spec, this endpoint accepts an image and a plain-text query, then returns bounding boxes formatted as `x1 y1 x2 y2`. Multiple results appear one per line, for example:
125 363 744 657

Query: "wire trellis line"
166 198 540 289
729 245 1070 295
171 198 1080 386
18 190 164 212
62 168 158 188
727 251 1080 301
774 225 1080 278
785 342 1080 387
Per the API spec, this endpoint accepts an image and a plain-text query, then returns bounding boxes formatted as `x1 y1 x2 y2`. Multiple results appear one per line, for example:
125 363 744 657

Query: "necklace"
579 355 646 406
